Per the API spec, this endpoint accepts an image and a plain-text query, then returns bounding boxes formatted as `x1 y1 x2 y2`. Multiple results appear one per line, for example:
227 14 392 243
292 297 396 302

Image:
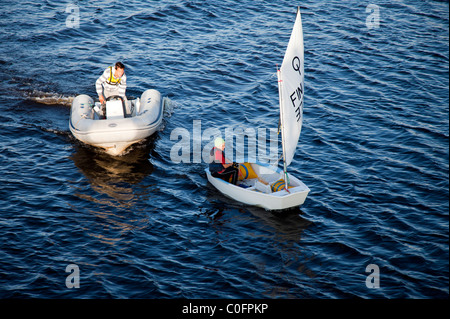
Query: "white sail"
278 7 304 167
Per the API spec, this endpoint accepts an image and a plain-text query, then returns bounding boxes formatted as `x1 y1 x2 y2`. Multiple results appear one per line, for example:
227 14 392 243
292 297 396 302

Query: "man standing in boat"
95 62 127 115
209 137 240 185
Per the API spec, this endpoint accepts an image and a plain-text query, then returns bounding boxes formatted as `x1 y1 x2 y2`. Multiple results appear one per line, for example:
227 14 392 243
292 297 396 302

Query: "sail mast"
277 66 290 192
277 6 303 192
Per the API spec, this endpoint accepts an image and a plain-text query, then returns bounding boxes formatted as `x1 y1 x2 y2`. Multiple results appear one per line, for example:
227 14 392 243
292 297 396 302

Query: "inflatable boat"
69 89 165 156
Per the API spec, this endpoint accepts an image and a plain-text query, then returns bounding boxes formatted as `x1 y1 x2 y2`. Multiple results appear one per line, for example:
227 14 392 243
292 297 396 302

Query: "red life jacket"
209 147 226 173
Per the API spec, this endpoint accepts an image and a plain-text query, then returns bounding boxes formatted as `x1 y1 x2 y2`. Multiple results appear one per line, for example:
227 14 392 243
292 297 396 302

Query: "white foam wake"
26 90 75 107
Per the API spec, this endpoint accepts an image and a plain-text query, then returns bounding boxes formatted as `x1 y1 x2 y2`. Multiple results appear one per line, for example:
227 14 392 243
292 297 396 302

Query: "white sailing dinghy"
206 7 310 210
70 89 166 156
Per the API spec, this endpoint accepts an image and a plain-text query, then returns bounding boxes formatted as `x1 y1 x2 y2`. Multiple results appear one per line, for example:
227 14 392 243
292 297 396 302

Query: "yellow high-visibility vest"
107 66 121 85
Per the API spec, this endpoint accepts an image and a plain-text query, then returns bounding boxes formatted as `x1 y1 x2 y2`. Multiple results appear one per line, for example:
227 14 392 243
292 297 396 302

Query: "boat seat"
106 100 125 119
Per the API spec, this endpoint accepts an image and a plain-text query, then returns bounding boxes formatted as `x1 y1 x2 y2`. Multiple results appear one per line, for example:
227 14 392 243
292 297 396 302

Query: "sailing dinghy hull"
206 7 310 210
69 89 164 156
206 162 310 211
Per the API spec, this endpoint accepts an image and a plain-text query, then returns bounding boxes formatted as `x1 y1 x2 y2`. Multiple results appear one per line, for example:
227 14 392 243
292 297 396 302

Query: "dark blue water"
0 0 448 299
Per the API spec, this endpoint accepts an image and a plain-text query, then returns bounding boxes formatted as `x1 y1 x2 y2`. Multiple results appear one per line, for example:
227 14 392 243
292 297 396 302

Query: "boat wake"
24 90 75 107
162 97 177 118
158 97 178 132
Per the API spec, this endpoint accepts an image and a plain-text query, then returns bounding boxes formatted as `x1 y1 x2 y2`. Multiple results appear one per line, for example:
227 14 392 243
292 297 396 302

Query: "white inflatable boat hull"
69 89 164 156
206 162 310 211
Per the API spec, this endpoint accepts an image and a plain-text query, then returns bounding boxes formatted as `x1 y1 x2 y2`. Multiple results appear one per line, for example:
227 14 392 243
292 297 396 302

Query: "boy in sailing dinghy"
95 61 127 117
209 137 240 185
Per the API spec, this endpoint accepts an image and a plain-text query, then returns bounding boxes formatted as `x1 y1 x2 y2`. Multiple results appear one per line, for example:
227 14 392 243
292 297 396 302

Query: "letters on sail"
279 7 304 167
288 56 303 122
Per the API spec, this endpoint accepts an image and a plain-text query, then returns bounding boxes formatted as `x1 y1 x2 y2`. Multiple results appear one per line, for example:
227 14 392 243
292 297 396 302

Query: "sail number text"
290 56 303 123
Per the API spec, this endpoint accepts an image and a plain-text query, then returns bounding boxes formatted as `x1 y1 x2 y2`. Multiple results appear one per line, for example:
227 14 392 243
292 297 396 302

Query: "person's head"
214 137 225 150
114 61 125 78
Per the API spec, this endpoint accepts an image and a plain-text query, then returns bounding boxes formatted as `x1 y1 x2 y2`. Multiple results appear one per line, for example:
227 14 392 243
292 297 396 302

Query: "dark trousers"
212 166 239 185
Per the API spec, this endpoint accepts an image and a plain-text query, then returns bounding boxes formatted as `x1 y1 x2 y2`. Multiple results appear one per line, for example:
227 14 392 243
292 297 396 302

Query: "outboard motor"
105 95 127 119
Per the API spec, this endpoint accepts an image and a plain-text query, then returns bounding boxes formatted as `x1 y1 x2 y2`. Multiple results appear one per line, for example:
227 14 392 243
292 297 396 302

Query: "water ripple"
0 0 448 299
